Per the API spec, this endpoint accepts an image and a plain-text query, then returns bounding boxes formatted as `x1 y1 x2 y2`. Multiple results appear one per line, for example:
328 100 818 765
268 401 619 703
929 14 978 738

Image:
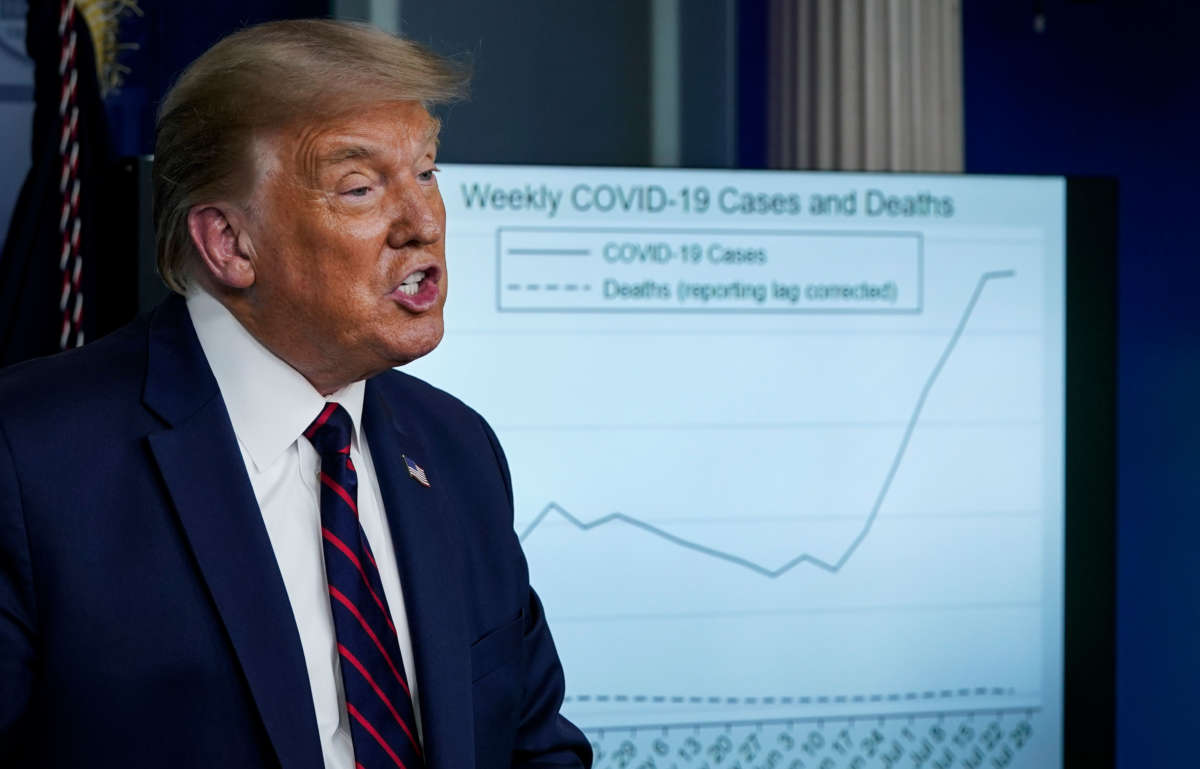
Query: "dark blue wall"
963 2 1200 766
104 0 328 157
399 0 650 167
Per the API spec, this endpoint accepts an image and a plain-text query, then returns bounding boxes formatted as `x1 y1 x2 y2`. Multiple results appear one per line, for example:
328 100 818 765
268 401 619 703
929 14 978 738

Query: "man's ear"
187 204 256 289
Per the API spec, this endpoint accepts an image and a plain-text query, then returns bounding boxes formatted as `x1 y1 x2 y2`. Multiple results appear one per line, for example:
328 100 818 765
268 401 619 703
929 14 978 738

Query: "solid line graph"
517 269 1016 577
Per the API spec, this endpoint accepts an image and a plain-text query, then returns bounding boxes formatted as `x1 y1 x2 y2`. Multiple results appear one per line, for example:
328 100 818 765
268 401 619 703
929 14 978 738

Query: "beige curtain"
768 0 963 172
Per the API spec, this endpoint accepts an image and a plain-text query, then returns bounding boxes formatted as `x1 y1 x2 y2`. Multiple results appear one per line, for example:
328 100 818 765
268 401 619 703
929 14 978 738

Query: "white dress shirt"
186 288 421 769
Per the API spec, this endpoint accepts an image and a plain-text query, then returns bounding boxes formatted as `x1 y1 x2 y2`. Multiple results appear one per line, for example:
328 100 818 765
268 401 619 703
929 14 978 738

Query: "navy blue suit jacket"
0 295 591 768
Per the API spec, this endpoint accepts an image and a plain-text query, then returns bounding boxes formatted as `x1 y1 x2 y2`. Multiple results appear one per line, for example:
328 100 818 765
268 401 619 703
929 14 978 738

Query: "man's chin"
386 321 444 369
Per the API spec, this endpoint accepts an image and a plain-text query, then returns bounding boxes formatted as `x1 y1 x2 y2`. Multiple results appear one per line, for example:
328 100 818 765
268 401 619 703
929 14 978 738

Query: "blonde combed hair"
153 19 469 294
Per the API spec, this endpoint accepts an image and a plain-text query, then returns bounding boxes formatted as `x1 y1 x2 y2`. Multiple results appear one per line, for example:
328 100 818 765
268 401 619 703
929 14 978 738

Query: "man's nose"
386 180 443 249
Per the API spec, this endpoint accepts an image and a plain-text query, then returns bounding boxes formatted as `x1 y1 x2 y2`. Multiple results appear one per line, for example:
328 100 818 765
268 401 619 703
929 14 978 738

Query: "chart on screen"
404 166 1066 768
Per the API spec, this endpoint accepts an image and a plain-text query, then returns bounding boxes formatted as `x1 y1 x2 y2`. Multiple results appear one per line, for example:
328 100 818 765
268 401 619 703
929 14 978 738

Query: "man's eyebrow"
316 122 440 169
316 145 376 167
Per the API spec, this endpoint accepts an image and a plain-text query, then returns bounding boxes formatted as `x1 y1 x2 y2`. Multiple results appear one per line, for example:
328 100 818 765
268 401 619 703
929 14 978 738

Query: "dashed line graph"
517 269 1016 577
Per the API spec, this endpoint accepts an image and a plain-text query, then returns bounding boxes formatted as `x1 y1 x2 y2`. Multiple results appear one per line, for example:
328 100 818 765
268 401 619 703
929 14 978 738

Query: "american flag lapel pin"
403 455 431 488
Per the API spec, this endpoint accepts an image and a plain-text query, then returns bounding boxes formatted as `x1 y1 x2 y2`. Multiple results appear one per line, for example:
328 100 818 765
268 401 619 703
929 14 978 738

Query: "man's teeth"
398 271 426 296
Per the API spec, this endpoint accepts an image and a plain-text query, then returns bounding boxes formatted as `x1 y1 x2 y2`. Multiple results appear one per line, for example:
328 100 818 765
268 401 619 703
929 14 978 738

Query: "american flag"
403 455 430 488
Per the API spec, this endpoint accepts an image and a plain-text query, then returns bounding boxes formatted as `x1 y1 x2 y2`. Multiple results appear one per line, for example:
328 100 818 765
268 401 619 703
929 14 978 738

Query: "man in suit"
0 19 591 769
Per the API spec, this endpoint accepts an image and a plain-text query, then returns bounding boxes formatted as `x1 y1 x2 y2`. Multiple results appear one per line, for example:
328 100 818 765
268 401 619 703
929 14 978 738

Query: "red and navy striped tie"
305 403 424 769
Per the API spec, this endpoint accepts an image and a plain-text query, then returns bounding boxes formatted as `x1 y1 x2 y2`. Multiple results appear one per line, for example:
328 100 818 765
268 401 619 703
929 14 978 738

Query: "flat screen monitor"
404 166 1116 768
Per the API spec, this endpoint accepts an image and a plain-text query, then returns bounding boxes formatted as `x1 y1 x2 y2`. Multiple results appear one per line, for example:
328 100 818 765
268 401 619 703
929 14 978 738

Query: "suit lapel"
143 296 324 769
364 380 474 769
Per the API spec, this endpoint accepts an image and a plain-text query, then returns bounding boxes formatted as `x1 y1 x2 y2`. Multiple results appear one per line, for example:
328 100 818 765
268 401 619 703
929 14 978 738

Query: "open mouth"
390 265 442 311
397 270 427 296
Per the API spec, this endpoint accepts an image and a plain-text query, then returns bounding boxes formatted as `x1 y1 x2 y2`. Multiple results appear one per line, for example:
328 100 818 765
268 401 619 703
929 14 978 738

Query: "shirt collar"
186 287 366 472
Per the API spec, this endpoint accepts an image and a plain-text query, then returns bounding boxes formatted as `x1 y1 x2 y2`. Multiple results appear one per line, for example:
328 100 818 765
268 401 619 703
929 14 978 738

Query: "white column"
651 0 681 167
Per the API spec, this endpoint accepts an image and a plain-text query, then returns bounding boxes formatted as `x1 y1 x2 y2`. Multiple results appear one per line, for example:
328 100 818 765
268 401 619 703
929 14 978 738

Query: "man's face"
240 100 447 389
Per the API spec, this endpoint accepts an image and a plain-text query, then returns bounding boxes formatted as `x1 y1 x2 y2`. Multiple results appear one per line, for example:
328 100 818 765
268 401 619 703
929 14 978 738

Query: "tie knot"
304 402 353 457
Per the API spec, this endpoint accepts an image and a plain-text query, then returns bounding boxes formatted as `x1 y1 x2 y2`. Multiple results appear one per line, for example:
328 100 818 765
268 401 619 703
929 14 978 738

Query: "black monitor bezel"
1063 177 1117 767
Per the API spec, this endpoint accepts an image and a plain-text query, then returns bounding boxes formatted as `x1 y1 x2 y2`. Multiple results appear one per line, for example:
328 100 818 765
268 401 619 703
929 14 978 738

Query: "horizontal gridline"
524 510 1043 525
443 327 1042 337
548 600 1042 623
497 418 1044 431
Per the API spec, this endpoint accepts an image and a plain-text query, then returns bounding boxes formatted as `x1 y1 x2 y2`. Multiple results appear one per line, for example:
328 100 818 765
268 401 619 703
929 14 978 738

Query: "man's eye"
417 166 440 182
343 186 372 197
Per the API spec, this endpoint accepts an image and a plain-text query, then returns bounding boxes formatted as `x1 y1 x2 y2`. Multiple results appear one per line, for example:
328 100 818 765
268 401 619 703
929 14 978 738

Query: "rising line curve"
517 270 1017 577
